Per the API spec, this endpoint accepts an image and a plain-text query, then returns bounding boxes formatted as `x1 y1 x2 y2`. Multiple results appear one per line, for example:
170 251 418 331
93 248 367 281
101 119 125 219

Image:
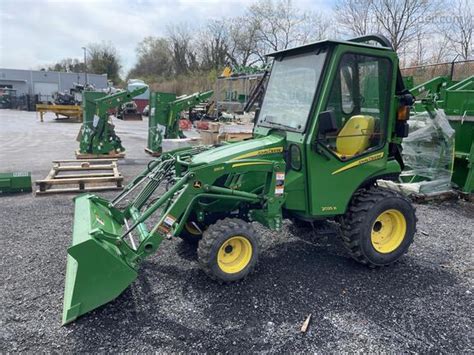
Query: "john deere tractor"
63 35 416 324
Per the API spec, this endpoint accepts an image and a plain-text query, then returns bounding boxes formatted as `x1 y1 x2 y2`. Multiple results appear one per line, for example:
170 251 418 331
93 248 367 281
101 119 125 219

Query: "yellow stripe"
232 162 272 168
232 147 283 160
332 152 384 175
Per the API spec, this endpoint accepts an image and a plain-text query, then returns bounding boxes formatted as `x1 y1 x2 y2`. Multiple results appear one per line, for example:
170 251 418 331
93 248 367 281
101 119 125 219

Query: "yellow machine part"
371 209 407 253
217 236 253 273
336 115 375 157
221 66 232 78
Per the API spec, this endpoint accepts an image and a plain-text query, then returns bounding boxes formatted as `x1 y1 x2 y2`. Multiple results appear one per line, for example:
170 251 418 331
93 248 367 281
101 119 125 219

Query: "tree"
442 0 473 60
371 0 441 52
128 37 173 80
227 16 261 66
248 0 332 58
47 58 86 73
87 41 122 84
198 20 230 71
167 24 197 75
334 0 442 57
334 0 379 37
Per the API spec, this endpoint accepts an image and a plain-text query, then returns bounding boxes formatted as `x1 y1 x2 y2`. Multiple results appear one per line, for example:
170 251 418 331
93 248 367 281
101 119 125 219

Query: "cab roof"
266 37 394 58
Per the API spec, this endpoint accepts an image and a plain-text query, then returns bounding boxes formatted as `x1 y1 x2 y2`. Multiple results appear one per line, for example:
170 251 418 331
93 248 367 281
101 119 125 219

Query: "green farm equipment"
63 35 418 324
77 86 148 158
444 76 474 193
408 75 474 193
145 90 213 156
0 172 32 193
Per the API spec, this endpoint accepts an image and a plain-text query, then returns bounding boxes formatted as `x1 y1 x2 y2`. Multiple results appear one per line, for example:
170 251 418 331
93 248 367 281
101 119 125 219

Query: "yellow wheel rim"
217 236 252 274
371 209 407 253
185 222 201 236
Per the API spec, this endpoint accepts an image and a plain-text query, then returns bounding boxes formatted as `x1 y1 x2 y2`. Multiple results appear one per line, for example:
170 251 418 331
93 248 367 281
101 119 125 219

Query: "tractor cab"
252 35 411 217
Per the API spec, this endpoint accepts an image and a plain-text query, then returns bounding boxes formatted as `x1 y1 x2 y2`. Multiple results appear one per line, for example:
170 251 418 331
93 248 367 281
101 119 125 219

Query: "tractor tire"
341 186 416 267
197 218 259 283
179 221 204 245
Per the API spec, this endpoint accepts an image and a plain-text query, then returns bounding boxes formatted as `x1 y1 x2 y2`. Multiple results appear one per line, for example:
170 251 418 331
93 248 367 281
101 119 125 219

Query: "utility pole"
82 47 88 86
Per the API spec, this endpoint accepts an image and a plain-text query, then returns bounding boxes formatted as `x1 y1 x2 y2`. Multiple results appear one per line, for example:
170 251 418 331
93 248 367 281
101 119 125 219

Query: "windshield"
257 51 327 132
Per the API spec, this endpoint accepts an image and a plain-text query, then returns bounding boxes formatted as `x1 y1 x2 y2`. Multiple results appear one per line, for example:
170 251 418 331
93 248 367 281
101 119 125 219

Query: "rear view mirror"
317 110 337 138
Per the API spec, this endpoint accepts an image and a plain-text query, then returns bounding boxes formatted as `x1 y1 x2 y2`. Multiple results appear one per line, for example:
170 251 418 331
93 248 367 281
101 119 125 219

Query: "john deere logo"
193 180 202 188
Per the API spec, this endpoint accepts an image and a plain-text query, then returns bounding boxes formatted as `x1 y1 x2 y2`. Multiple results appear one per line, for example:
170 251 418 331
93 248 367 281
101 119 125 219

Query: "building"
0 68 108 102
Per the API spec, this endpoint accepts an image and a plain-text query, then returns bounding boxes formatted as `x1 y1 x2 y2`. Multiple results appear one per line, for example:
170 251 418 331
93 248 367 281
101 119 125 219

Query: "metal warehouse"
0 68 108 102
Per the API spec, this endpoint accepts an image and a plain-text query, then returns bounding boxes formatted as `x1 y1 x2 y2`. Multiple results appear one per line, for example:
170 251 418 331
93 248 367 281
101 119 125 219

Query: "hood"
190 134 285 166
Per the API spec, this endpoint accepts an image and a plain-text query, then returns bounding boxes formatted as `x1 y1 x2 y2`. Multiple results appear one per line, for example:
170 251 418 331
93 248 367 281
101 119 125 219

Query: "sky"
0 0 333 75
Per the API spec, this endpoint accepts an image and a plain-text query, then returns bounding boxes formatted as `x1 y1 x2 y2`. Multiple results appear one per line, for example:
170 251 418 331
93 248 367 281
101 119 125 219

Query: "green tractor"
63 35 417 324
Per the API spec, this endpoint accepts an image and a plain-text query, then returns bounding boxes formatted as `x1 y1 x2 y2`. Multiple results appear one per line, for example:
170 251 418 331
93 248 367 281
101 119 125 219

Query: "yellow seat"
336 115 375 158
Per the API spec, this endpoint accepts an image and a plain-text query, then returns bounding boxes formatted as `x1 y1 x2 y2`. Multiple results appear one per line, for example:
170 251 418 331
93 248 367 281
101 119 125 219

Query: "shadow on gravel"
63 233 468 352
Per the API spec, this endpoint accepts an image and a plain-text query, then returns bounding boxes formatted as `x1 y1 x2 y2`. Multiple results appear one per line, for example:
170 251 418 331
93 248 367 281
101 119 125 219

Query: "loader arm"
63 149 285 324
165 91 214 139
78 86 148 156
94 86 148 116
146 90 213 156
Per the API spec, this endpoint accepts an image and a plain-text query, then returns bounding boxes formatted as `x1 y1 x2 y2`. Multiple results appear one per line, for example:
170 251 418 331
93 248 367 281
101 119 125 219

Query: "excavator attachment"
62 194 138 325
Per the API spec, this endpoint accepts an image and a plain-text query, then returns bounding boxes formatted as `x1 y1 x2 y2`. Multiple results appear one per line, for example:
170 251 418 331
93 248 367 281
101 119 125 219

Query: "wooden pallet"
75 150 126 159
35 159 123 195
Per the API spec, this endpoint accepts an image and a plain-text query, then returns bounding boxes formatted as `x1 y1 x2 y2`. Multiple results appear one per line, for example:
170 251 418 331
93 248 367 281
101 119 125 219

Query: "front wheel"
179 221 204 244
197 218 259 283
341 187 416 267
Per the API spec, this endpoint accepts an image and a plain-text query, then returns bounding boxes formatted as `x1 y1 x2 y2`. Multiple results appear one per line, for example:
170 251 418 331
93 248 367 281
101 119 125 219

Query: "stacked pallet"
200 122 253 145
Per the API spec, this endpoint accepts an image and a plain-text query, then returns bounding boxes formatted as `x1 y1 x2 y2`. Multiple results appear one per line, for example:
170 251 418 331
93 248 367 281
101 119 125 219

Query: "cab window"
318 53 392 160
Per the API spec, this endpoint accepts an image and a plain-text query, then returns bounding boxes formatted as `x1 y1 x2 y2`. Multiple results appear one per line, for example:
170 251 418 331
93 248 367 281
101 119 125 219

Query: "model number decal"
332 152 384 175
232 147 284 160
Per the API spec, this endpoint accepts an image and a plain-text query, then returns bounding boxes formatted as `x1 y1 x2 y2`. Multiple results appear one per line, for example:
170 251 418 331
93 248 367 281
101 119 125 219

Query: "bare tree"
167 24 197 75
248 0 331 58
198 20 230 71
334 0 378 36
443 0 473 60
227 16 262 66
370 0 442 52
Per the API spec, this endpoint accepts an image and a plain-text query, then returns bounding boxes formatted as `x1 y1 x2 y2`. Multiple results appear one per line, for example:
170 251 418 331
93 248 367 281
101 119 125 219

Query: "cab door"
306 48 397 216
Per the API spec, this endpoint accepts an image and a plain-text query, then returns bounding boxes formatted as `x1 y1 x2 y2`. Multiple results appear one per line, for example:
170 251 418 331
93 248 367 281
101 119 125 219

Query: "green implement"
78 86 148 157
409 75 474 193
0 172 32 193
63 194 138 324
146 90 213 156
63 35 418 324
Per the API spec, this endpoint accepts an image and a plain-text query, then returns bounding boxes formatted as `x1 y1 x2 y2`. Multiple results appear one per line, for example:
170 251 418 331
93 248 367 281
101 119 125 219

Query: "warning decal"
275 172 285 195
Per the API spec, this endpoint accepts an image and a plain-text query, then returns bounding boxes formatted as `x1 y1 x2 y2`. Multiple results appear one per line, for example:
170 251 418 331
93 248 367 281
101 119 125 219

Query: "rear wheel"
197 218 259 282
341 187 416 267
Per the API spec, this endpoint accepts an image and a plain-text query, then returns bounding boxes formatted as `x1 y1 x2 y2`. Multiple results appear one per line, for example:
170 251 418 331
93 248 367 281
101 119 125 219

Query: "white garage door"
33 82 58 103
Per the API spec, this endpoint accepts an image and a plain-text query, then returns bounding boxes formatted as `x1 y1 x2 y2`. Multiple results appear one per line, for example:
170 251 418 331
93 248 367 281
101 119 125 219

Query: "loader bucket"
62 194 138 325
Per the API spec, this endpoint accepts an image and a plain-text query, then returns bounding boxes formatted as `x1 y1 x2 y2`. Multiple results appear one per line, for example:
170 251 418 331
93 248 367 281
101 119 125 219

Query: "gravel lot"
1 110 473 352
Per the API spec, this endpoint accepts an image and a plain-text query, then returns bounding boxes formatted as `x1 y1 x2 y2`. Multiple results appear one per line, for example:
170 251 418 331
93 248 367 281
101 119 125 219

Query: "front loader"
77 86 148 158
63 35 417 324
145 90 213 156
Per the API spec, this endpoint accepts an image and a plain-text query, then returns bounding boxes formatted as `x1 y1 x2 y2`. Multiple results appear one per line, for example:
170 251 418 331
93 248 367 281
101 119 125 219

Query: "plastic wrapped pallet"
381 109 455 195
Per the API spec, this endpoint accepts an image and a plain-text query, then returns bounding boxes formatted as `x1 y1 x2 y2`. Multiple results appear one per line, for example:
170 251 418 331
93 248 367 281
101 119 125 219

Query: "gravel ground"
1 110 473 352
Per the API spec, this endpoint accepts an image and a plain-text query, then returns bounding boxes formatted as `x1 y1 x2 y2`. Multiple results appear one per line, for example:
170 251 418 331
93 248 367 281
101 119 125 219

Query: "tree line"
47 0 473 87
